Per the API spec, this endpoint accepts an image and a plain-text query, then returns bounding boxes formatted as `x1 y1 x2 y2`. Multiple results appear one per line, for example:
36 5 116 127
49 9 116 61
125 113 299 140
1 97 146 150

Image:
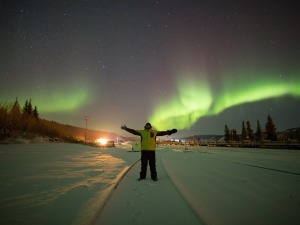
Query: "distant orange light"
96 138 108 145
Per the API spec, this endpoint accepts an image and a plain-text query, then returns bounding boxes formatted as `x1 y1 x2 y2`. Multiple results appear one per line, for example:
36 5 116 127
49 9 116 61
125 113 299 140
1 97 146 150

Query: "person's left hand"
171 129 177 134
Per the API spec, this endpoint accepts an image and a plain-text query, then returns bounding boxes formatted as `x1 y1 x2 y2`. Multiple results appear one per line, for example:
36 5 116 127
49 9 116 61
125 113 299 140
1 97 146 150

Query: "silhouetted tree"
28 99 33 115
10 98 21 116
241 121 247 140
1 98 116 142
265 114 277 141
231 129 238 141
255 120 263 142
32 106 39 121
9 97 22 132
246 121 253 140
0 102 9 137
23 100 29 117
224 125 230 142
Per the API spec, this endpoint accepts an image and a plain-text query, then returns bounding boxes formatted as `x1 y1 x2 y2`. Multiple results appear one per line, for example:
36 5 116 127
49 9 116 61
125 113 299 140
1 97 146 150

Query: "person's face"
145 124 151 130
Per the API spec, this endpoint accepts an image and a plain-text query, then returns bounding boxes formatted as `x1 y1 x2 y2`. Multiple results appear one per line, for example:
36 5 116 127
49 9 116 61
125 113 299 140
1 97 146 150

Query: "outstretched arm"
120 124 140 136
157 129 177 136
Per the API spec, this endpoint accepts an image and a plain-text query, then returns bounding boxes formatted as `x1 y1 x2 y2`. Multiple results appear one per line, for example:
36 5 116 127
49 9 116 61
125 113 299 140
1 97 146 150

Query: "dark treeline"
224 114 300 142
0 98 115 142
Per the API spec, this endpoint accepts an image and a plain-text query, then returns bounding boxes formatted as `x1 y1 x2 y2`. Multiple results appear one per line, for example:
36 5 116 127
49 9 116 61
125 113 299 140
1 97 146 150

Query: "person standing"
121 123 177 181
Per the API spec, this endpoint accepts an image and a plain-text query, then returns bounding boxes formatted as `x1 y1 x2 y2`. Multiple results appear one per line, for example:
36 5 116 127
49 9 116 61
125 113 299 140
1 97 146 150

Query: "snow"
0 143 137 225
1 143 300 225
159 147 300 225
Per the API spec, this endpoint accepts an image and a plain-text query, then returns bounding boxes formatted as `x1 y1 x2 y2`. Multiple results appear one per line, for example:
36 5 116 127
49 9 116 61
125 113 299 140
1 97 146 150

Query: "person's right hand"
121 124 127 130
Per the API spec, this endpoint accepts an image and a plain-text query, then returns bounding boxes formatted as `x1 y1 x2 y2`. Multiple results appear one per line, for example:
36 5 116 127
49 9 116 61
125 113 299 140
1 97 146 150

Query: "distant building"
278 127 300 141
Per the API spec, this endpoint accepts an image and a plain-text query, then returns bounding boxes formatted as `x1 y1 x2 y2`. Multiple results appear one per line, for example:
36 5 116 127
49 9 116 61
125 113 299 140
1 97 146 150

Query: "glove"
121 124 127 130
171 129 177 134
167 129 177 135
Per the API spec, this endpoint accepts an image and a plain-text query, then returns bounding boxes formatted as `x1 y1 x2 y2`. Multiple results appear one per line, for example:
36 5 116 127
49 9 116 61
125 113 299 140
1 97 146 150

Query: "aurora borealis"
150 70 300 130
1 1 300 136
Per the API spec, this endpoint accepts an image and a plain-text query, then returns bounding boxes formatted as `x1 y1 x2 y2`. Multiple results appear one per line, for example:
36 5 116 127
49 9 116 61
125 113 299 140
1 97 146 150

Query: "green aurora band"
35 88 90 113
149 73 300 130
6 84 93 113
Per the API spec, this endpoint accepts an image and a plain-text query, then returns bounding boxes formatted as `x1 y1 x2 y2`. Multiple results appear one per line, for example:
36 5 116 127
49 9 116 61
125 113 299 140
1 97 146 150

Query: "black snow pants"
140 150 157 180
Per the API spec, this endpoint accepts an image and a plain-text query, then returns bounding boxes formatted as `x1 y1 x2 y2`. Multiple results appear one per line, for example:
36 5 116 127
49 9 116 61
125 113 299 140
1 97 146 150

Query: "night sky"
1 0 300 137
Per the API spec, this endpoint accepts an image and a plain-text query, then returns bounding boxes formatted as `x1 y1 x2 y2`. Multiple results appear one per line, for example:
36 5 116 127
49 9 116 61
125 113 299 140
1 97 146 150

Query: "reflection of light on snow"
172 148 183 152
0 144 126 225
96 138 108 145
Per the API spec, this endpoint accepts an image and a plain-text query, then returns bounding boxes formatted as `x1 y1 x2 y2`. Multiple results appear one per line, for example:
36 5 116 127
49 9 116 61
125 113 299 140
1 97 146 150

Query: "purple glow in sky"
1 1 299 136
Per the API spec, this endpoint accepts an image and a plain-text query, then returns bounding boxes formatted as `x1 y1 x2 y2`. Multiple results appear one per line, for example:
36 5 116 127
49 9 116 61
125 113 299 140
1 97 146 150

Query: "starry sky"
1 0 300 137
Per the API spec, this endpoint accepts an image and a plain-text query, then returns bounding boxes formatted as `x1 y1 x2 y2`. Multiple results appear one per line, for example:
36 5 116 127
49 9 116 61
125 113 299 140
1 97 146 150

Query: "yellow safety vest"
136 129 160 150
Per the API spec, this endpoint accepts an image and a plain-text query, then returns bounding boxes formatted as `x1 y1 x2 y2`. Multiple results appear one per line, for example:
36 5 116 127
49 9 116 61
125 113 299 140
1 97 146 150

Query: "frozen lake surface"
1 143 300 225
159 146 300 225
0 143 137 225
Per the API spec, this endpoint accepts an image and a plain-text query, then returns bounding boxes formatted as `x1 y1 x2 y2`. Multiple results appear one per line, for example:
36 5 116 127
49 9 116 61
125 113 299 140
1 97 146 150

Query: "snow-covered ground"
159 146 300 225
1 143 300 225
0 143 137 225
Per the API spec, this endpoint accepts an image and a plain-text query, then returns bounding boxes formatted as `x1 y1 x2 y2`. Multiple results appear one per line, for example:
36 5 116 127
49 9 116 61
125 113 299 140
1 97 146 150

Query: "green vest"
136 129 159 150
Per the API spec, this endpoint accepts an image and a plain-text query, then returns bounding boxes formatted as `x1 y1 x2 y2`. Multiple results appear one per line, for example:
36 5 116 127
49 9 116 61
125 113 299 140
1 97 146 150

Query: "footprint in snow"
127 200 134 207
131 211 144 224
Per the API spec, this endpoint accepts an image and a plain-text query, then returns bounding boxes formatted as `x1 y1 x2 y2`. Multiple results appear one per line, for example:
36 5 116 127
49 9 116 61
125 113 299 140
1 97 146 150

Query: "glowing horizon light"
96 138 108 145
149 71 300 130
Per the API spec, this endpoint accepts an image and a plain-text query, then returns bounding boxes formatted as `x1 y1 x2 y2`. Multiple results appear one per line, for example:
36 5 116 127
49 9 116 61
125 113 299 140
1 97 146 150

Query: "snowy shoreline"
2 136 300 150
0 136 62 144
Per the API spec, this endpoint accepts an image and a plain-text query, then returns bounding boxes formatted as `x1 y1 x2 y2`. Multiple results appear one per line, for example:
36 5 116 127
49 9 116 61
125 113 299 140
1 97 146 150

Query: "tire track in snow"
234 162 300 176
